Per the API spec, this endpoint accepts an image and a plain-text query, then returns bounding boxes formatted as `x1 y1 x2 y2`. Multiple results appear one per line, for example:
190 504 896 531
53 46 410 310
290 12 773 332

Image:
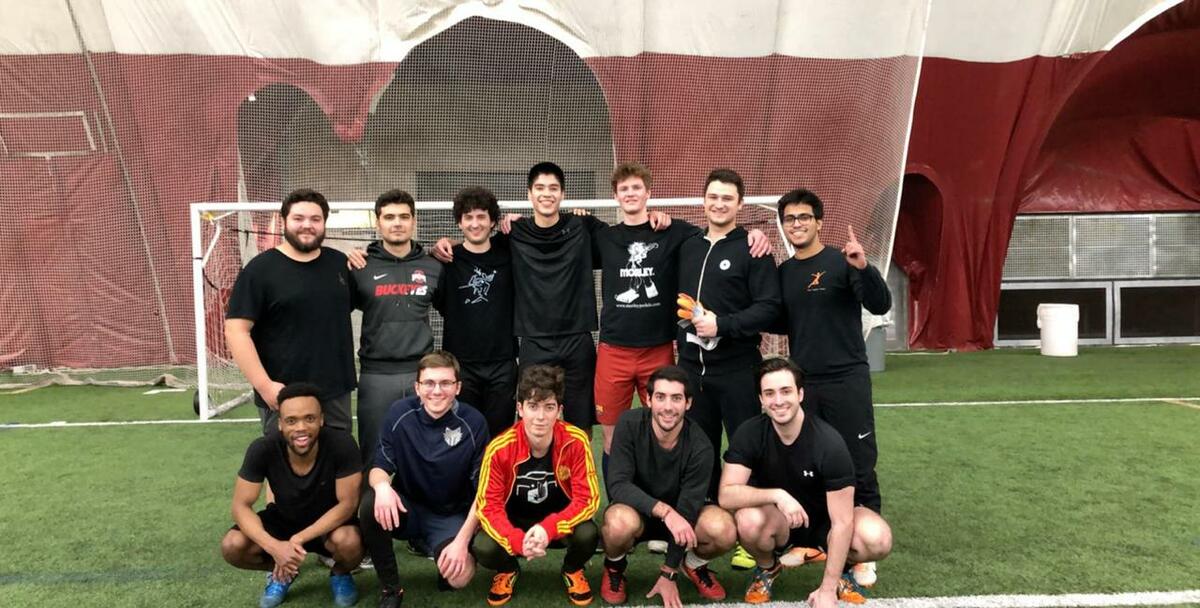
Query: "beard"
284 226 325 253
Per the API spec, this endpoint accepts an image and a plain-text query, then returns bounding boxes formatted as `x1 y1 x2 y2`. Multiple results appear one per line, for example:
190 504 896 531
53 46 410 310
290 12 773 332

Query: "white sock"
684 550 708 570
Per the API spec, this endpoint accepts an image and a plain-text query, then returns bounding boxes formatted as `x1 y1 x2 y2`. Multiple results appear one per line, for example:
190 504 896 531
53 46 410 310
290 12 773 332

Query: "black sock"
604 555 627 572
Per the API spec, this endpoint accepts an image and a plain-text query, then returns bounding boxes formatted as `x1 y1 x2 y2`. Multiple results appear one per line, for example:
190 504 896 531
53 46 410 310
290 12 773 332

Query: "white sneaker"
852 561 877 588
316 554 336 569
646 540 668 554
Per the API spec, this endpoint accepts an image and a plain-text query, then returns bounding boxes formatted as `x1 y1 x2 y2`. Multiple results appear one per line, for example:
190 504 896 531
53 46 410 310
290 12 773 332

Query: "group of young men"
221 161 895 608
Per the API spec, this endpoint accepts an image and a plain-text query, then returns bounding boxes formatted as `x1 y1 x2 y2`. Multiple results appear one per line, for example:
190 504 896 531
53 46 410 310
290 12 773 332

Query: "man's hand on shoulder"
432 238 456 263
346 248 367 270
747 228 772 258
649 210 672 231
499 213 523 234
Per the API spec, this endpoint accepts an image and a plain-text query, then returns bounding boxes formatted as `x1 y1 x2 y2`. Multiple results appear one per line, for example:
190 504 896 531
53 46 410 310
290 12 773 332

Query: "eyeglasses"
418 380 459 391
782 213 816 225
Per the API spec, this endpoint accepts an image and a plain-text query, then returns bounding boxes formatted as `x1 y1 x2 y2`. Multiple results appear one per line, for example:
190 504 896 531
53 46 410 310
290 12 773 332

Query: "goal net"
2 4 928 409
192 198 792 419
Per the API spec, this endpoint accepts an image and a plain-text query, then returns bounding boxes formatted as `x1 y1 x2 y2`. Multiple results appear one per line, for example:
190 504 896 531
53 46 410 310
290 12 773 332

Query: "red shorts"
594 342 675 425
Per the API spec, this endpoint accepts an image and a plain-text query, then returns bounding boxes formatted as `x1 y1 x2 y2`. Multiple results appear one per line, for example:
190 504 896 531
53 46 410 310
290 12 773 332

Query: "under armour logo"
803 470 814 478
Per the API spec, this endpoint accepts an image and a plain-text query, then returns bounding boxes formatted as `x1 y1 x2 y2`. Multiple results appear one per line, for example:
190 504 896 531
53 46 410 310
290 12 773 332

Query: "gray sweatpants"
356 371 418 467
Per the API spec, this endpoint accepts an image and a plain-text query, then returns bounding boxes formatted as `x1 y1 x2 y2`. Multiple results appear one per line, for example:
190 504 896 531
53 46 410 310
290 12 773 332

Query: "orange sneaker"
487 570 519 606
837 573 869 604
779 546 826 568
852 561 877 587
562 568 593 606
682 563 726 601
599 564 626 604
744 562 782 604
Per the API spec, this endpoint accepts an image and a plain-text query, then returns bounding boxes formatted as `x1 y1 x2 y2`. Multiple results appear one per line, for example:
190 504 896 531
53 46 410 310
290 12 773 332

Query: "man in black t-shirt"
435 187 518 438
601 365 736 607
774 188 892 587
220 383 363 608
719 358 892 607
226 188 356 432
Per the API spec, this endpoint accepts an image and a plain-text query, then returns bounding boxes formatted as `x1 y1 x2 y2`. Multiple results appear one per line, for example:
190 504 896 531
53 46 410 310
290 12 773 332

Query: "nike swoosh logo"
857 432 872 440
373 274 388 280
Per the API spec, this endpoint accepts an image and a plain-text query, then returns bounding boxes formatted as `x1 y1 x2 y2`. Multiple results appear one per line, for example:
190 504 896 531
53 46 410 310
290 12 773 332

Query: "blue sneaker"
330 572 358 607
260 573 293 608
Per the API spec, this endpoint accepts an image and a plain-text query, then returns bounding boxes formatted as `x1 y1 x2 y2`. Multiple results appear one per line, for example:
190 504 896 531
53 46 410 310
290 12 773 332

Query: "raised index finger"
847 225 858 244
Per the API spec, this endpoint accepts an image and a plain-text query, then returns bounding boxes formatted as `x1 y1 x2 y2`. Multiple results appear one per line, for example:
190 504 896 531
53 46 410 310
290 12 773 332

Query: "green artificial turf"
2 346 1199 606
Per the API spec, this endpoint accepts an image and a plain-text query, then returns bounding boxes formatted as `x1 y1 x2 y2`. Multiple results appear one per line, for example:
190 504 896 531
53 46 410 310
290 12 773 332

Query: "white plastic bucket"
1036 303 1079 357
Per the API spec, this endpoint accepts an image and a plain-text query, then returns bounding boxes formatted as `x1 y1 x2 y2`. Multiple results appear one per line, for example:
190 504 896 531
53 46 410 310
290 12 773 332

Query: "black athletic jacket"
676 226 781 375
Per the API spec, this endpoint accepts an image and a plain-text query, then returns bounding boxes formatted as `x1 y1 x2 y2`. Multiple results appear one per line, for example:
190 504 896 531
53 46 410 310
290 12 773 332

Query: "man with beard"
349 189 443 466
719 358 892 606
226 188 356 432
600 365 737 607
221 382 364 608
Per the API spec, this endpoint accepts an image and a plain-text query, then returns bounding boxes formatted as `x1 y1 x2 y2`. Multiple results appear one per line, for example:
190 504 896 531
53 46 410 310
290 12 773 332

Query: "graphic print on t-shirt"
515 469 557 504
460 266 497 304
615 241 659 304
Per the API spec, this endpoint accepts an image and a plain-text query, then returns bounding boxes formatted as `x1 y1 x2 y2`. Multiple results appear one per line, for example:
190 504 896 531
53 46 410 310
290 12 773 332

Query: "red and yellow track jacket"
475 419 600 556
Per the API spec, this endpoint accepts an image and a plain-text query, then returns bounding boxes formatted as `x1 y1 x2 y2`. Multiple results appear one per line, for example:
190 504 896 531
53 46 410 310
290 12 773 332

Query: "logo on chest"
443 426 463 447
806 271 826 291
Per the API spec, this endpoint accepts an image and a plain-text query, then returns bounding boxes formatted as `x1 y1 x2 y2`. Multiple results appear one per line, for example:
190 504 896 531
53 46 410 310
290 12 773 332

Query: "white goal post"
190 197 798 421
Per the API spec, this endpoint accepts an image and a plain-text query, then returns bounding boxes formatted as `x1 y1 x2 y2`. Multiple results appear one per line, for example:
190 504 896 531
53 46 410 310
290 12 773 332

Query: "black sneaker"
379 585 404 608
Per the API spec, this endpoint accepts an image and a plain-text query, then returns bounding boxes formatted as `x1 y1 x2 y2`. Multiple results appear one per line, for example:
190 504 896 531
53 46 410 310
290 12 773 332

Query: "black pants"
472 520 599 573
682 365 761 499
460 359 518 438
804 366 882 513
518 333 596 430
358 487 464 588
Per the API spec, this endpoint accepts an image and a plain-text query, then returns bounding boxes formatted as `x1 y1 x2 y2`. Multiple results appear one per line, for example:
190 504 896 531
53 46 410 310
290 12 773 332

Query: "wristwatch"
659 569 678 582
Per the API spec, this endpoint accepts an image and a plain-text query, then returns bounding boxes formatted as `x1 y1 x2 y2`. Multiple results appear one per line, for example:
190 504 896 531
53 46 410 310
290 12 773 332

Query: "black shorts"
777 519 831 554
231 505 358 558
518 333 596 428
602 506 672 545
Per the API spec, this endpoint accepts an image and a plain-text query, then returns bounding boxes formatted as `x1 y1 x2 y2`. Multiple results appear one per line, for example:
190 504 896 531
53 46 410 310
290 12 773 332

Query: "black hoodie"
350 241 443 374
676 226 781 375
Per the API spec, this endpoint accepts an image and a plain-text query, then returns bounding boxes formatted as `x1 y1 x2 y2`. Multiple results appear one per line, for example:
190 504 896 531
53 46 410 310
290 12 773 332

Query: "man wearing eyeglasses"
774 189 891 589
358 351 490 608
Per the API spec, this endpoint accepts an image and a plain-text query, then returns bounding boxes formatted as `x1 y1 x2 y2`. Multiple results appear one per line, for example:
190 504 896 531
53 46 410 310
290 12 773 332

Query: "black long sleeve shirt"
778 246 891 379
607 408 713 568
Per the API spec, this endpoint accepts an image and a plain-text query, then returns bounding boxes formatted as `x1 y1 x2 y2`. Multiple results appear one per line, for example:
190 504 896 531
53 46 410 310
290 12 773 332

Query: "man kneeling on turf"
601 365 737 607
720 357 892 606
360 351 490 607
221 382 364 608
474 365 601 606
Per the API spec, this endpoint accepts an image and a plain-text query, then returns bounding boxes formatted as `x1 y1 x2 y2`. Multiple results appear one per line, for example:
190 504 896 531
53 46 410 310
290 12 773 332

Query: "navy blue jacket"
373 396 490 515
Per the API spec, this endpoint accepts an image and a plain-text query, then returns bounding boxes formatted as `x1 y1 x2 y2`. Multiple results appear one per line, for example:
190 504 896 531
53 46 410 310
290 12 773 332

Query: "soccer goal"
189 197 804 420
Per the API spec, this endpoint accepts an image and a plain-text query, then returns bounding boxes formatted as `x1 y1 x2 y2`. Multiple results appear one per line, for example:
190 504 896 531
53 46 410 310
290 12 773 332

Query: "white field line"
705 589 1200 608
877 396 1200 408
3 398 1198 430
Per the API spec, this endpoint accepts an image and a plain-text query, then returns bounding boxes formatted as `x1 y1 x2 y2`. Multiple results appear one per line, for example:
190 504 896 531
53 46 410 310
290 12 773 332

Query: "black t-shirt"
237 429 362 527
225 248 357 404
508 214 606 337
596 221 702 347
778 247 891 379
724 414 854 528
435 237 517 362
505 444 569 526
